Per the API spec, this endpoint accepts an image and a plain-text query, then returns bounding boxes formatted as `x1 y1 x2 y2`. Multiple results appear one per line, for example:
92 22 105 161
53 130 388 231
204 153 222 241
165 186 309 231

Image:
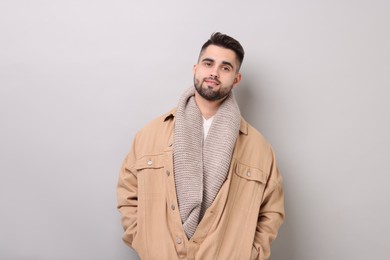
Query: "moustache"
203 77 221 85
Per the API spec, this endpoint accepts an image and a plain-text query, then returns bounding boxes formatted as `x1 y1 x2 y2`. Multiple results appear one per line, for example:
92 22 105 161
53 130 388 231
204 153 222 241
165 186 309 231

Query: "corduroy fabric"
173 87 241 239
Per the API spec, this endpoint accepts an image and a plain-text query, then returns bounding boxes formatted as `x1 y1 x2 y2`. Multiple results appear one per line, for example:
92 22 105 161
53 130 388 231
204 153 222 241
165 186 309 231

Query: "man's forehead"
199 45 238 65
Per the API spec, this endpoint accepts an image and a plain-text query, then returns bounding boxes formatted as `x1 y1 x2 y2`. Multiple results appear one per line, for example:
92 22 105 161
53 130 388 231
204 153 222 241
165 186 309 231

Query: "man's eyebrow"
201 58 235 69
222 61 234 69
201 58 215 63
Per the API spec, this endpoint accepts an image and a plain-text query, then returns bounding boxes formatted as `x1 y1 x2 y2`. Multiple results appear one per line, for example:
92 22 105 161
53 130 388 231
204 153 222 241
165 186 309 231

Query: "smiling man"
117 32 285 260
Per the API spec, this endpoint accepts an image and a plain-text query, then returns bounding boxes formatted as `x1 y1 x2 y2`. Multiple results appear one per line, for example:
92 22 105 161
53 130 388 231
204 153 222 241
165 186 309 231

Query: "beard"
194 77 233 101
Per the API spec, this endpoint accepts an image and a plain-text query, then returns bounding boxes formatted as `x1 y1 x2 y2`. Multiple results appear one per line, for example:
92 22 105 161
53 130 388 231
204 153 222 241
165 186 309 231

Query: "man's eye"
205 62 212 66
222 66 231 71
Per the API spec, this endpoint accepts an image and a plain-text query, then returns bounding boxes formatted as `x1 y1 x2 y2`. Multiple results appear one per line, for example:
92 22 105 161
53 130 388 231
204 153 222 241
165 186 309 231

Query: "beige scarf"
173 87 241 239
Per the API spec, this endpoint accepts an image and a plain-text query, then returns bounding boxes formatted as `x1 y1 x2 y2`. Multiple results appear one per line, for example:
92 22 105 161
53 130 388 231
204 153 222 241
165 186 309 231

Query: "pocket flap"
135 154 164 170
235 163 267 183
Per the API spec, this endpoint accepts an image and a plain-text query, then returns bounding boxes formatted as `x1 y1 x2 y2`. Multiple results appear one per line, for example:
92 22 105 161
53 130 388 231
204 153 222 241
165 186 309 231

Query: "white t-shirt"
202 116 214 141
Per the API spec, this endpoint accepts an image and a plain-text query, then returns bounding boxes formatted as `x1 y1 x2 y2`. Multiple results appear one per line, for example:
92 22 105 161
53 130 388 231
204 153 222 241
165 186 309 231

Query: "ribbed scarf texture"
173 87 241 239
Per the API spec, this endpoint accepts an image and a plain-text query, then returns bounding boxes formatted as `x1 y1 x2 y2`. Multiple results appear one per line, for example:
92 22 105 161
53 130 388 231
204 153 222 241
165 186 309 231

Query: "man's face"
193 45 242 101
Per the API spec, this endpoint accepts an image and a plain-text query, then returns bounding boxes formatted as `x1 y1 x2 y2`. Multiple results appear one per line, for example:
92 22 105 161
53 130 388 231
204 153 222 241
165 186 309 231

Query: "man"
117 32 284 260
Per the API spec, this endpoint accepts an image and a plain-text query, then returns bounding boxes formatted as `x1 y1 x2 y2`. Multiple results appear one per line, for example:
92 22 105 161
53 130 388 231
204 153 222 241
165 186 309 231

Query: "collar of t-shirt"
202 116 214 141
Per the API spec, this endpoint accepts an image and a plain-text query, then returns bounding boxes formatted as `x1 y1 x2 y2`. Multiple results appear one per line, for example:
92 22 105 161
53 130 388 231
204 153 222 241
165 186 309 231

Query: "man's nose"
210 67 219 78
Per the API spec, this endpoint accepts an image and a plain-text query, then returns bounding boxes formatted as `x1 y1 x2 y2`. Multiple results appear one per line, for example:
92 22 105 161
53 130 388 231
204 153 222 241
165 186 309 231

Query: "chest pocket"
135 154 164 171
233 162 268 206
234 162 268 184
135 154 165 198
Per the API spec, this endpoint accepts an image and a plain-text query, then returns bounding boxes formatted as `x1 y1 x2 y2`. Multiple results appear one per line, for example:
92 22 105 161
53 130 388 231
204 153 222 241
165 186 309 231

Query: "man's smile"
204 77 220 86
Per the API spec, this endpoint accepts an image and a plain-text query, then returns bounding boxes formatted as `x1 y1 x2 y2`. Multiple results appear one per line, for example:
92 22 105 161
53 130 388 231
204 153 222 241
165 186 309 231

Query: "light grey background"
1 0 389 259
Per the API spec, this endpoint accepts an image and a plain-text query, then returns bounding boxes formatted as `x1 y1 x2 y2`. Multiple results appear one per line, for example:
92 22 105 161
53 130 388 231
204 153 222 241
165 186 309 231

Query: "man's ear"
193 64 197 75
233 73 242 88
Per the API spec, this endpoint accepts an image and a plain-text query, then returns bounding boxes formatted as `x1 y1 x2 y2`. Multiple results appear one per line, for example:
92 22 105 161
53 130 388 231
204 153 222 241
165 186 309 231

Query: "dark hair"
199 32 245 70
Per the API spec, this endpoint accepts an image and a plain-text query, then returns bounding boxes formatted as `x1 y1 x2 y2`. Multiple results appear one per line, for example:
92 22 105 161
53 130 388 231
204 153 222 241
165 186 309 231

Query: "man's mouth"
204 77 220 86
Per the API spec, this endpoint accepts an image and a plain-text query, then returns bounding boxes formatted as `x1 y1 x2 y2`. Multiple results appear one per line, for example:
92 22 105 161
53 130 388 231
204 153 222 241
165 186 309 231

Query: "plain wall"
1 1 389 259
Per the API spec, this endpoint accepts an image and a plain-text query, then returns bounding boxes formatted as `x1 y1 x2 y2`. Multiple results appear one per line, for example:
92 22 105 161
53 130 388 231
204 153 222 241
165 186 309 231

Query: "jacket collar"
163 108 248 135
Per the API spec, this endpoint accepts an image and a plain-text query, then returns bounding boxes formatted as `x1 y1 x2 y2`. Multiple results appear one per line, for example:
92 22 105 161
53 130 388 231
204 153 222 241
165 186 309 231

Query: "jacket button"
247 172 251 177
171 204 175 210
166 170 170 176
147 160 153 166
176 237 182 244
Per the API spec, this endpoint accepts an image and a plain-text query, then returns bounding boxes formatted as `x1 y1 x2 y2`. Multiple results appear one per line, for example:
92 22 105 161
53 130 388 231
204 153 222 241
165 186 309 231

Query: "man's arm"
253 148 285 260
117 138 138 249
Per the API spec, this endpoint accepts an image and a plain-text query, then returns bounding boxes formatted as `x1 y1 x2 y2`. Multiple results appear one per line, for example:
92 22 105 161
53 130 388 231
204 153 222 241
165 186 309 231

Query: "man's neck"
194 92 224 119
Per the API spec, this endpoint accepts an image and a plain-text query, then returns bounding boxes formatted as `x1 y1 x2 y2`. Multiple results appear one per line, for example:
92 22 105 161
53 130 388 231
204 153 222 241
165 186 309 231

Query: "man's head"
199 32 245 71
193 32 245 102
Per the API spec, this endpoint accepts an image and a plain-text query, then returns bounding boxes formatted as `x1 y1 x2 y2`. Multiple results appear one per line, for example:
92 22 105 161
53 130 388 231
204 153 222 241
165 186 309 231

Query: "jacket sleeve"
117 137 138 249
253 148 285 260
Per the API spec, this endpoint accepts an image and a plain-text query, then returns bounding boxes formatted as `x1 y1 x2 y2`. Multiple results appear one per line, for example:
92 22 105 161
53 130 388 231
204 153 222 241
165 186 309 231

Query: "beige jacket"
117 109 284 260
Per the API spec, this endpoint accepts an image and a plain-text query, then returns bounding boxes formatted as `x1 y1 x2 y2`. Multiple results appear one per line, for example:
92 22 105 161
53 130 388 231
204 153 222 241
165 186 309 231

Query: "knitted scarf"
173 87 241 239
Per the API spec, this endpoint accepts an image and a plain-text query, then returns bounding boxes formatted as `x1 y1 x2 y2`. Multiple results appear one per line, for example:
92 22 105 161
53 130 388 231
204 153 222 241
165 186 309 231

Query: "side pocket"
250 245 259 260
134 153 167 259
233 163 268 260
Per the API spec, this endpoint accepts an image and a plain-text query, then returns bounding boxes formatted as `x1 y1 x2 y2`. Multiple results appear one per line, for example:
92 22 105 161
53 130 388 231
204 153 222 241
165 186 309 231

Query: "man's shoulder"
131 108 176 152
235 117 276 170
135 108 176 137
239 117 271 149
